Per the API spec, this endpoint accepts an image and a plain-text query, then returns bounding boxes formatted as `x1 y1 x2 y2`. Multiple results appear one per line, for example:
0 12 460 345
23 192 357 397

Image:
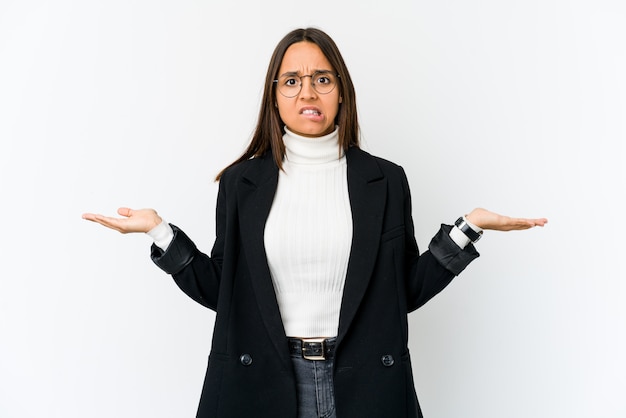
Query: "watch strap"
454 216 483 243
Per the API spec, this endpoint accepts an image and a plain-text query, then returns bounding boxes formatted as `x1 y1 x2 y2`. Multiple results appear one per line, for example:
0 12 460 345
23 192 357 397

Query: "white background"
1 0 625 417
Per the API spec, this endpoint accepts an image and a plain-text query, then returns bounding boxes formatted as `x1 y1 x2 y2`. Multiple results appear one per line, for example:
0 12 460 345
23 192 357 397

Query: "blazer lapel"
337 147 387 346
236 154 290 363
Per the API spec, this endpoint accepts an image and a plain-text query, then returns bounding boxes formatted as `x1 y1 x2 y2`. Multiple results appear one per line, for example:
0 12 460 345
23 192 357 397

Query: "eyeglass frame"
273 70 341 98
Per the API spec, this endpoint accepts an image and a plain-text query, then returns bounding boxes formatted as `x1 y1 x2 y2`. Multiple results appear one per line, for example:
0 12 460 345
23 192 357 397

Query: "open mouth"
301 109 322 116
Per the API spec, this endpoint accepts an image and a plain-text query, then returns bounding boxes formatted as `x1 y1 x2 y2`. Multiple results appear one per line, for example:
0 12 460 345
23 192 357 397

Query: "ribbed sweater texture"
264 127 352 338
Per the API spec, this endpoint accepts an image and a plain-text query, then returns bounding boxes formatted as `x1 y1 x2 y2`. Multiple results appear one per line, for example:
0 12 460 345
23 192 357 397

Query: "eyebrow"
278 69 334 78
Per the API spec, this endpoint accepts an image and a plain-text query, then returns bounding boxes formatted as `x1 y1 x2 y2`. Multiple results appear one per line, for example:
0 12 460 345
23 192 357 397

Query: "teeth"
302 109 320 115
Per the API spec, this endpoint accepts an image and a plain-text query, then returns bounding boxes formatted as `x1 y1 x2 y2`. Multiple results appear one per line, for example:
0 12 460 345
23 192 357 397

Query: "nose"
299 75 317 99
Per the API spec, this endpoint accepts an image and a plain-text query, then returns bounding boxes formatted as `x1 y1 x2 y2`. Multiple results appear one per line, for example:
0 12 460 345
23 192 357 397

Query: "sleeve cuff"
150 224 197 274
430 224 480 275
449 225 471 249
147 220 175 251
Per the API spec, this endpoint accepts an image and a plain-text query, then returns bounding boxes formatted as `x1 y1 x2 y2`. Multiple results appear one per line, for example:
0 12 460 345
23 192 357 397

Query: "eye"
283 77 298 87
316 75 331 85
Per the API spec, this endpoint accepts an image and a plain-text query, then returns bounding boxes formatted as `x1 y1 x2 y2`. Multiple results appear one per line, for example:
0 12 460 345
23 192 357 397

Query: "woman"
83 27 547 418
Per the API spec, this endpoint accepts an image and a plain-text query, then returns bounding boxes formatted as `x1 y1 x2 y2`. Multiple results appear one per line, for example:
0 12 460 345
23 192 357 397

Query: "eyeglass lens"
275 72 338 98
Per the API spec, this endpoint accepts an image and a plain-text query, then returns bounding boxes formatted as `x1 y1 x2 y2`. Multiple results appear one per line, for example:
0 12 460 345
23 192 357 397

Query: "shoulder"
346 147 412 200
346 146 407 181
219 152 277 188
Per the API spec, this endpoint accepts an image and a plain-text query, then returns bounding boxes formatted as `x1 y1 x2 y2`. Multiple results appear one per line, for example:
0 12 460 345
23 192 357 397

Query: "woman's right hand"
82 207 162 234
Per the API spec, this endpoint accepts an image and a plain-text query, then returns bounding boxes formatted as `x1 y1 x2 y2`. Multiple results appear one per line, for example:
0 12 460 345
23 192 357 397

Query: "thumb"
117 207 133 217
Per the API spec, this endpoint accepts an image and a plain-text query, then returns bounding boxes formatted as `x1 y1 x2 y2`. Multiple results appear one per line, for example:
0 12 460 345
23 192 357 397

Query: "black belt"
288 337 336 361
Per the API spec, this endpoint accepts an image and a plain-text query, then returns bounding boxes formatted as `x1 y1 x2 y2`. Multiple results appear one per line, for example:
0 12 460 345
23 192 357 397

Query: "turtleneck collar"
283 126 343 165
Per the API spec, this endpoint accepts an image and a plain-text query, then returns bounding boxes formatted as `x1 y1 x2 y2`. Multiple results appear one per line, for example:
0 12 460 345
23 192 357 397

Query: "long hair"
215 27 359 180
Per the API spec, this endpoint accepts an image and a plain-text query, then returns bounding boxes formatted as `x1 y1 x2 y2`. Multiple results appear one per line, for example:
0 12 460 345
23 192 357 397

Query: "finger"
83 214 127 233
117 207 133 218
82 213 99 221
513 218 548 229
93 217 124 231
82 213 113 226
518 218 547 227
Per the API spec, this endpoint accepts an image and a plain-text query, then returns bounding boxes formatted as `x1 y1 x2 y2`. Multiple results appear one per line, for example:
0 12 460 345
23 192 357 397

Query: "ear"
339 96 343 103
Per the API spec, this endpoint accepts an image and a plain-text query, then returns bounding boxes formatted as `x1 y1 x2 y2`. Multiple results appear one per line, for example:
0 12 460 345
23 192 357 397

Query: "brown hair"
215 27 360 180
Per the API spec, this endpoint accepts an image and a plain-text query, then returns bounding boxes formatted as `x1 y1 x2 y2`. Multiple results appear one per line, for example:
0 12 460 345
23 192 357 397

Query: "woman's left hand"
465 208 548 231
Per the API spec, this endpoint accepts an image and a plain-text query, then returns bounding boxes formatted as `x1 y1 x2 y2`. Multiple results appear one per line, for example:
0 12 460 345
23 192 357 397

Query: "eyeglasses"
273 71 339 98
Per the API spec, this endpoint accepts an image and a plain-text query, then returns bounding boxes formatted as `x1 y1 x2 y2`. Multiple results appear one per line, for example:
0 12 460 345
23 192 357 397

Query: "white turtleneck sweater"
147 128 480 339
263 127 352 338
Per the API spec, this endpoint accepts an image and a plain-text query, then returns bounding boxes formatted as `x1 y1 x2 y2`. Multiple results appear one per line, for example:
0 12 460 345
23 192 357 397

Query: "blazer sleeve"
398 166 480 312
149 174 229 311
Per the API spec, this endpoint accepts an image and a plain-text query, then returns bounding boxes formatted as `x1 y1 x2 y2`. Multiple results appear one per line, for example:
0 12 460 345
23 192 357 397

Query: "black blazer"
151 146 479 417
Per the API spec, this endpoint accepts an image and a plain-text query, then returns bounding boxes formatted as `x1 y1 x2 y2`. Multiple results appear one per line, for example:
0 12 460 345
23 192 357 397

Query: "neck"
283 127 342 165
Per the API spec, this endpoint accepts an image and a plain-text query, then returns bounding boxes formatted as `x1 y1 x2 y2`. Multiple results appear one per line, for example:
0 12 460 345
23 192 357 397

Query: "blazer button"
381 354 395 367
240 354 253 366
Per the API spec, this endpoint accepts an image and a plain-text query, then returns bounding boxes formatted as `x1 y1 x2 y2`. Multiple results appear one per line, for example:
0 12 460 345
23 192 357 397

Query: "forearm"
150 224 221 310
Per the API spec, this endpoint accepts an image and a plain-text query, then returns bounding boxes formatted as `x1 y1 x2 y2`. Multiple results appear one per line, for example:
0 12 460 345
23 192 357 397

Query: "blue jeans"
290 350 337 418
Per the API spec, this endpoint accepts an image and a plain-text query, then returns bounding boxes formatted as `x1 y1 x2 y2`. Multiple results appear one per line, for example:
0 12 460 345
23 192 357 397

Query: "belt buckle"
301 338 326 361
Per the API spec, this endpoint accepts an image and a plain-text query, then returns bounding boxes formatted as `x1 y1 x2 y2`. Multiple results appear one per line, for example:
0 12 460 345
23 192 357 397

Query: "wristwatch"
455 216 483 243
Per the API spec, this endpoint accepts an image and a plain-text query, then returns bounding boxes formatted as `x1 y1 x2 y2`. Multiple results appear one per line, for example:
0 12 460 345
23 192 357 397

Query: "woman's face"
275 41 341 137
